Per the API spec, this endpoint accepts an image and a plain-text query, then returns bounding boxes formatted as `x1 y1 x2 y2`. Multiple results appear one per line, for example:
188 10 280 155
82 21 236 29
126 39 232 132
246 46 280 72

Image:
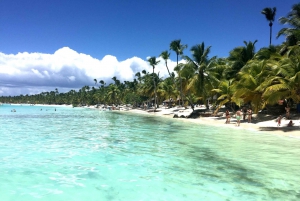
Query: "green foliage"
2 2 300 112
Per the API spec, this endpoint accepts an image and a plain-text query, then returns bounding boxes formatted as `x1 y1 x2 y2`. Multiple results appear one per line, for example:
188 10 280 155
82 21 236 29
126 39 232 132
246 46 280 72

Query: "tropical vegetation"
1 3 300 115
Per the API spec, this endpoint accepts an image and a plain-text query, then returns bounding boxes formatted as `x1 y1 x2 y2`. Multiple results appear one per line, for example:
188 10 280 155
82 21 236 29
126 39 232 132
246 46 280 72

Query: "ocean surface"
0 104 300 201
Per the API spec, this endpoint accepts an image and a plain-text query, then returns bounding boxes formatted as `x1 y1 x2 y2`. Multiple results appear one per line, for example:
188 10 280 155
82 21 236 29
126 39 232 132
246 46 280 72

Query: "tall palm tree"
261 7 276 46
184 42 219 108
147 56 160 111
160 50 171 77
185 43 211 95
277 3 300 47
170 39 187 106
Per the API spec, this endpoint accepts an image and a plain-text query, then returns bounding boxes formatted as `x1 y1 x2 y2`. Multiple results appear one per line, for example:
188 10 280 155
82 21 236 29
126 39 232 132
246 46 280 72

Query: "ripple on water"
0 105 300 200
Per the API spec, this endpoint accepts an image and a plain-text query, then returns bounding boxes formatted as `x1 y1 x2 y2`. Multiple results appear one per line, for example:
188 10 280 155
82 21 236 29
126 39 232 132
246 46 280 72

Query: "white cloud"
0 47 180 96
31 69 45 78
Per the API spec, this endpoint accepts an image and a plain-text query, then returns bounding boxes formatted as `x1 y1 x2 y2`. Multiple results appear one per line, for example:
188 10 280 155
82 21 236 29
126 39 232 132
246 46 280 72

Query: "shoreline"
5 103 300 138
113 106 300 138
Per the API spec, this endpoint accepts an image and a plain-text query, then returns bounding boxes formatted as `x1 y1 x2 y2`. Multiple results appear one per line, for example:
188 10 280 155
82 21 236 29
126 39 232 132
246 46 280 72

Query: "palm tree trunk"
165 62 171 78
152 67 157 111
269 24 272 46
177 53 184 107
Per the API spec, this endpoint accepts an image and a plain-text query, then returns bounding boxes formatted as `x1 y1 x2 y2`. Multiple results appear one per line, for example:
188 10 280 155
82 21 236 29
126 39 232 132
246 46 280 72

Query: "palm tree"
234 59 277 113
227 40 258 79
254 45 282 61
106 84 120 105
94 79 97 85
263 48 300 105
185 42 211 95
277 3 300 47
184 42 219 108
170 39 187 106
137 72 154 99
261 7 276 46
158 77 176 108
99 80 106 87
147 56 160 111
160 50 172 77
135 72 142 83
212 79 241 113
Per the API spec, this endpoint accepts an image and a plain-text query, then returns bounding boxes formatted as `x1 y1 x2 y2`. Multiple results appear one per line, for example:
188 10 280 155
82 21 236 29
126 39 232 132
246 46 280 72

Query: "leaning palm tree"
277 3 300 47
261 7 276 46
160 50 172 77
170 39 187 106
147 56 160 111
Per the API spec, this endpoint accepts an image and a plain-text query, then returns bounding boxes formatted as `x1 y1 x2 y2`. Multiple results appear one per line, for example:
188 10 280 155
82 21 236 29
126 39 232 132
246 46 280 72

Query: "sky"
0 0 298 96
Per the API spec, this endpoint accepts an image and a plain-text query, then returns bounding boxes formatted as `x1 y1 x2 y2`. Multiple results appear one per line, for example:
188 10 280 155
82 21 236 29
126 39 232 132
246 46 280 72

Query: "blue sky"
0 0 298 96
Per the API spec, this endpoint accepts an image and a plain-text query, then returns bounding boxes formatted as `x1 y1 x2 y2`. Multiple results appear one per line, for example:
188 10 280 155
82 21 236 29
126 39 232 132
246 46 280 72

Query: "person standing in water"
236 110 241 126
242 107 247 121
277 115 282 127
247 108 252 123
225 110 230 124
285 105 290 119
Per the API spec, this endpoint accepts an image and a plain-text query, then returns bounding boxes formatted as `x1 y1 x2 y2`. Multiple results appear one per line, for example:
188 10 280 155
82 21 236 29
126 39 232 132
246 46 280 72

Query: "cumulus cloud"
0 47 179 96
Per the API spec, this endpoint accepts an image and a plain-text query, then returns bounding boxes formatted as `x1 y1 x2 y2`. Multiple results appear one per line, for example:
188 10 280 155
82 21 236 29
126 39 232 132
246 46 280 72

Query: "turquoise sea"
0 104 300 201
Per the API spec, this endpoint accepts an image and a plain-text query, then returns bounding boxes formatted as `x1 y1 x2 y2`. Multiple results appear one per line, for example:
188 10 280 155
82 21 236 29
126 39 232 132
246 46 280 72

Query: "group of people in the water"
11 108 57 112
40 108 56 111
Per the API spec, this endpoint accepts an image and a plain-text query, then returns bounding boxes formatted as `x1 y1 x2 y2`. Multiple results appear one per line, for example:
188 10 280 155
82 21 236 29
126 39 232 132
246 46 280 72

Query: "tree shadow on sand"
259 126 300 132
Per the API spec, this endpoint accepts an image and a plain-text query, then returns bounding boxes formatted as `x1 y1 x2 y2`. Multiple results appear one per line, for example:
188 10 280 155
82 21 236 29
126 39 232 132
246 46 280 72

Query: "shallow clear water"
0 104 300 201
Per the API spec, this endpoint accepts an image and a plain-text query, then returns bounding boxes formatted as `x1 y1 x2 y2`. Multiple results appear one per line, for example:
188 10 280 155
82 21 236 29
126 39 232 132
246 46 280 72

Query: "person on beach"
285 106 290 119
277 115 282 127
247 108 252 123
287 120 294 127
236 110 241 126
225 110 230 124
242 107 247 121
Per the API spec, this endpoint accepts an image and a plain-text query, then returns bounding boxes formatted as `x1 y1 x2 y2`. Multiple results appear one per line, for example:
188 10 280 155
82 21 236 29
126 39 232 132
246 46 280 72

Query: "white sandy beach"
113 106 300 138
9 103 299 138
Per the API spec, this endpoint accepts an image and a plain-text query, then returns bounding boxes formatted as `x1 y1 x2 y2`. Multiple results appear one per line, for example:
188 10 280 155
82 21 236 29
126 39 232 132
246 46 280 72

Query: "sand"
14 103 298 138
113 106 300 138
